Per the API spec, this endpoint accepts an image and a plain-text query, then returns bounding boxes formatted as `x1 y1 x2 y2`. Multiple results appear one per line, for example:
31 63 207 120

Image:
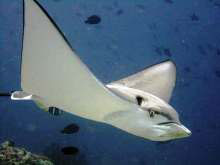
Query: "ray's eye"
148 108 160 118
149 109 155 118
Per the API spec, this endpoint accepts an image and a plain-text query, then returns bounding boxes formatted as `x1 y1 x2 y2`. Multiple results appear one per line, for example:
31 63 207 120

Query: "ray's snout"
177 124 192 136
156 122 191 141
167 123 191 139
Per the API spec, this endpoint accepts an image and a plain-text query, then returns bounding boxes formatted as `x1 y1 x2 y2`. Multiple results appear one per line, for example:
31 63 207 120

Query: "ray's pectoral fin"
21 0 134 121
108 60 176 103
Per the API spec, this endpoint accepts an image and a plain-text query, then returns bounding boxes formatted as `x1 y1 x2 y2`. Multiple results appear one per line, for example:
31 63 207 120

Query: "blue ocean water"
0 0 220 164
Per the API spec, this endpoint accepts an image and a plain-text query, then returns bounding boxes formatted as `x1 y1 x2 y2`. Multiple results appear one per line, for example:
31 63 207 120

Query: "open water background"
0 0 220 164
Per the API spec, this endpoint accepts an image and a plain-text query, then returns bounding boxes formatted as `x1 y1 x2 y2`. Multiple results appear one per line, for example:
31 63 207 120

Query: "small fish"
116 9 124 16
190 13 199 21
154 47 162 56
163 48 172 57
61 123 80 134
184 67 191 73
214 2 220 8
207 43 214 51
215 70 220 78
217 48 220 56
164 0 174 4
197 45 207 55
136 4 146 13
48 107 63 116
61 146 79 155
85 15 101 24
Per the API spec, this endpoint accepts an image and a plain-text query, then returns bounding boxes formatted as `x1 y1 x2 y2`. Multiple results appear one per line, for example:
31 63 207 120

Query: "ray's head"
104 93 191 141
140 103 191 141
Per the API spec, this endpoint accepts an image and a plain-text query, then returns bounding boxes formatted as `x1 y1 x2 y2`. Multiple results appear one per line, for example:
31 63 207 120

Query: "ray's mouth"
156 121 192 137
157 121 178 125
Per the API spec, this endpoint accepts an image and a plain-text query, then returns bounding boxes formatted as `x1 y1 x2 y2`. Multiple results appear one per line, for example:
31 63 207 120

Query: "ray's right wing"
108 61 176 103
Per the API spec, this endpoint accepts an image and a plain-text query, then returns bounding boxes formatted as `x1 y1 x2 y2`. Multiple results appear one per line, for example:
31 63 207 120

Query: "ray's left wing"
21 0 136 121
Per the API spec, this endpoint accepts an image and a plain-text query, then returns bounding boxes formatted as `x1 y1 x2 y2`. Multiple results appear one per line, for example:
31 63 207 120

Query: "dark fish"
209 122 220 129
136 4 145 10
163 48 172 57
174 26 180 33
48 107 63 116
215 70 220 78
184 67 191 73
164 0 173 4
217 48 220 56
116 9 124 16
214 2 220 7
113 1 119 8
207 43 214 51
61 146 79 155
61 123 80 134
148 23 157 31
190 13 199 21
197 45 207 55
155 47 162 56
196 129 201 133
85 15 101 24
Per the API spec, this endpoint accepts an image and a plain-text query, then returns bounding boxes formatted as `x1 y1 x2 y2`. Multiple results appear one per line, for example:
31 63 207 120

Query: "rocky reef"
0 140 53 165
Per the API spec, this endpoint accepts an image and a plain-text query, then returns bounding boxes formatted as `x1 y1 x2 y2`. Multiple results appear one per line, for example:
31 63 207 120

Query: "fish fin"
109 61 176 102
